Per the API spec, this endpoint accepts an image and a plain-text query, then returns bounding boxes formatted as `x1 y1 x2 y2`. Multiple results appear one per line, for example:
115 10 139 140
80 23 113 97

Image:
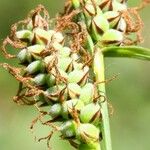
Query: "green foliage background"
0 0 150 150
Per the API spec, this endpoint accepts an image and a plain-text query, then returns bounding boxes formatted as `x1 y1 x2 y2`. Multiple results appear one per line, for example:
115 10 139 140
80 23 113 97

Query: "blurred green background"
0 0 150 150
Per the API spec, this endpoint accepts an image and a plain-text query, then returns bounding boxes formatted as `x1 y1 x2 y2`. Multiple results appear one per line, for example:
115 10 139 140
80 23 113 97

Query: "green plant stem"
71 1 112 150
94 49 112 150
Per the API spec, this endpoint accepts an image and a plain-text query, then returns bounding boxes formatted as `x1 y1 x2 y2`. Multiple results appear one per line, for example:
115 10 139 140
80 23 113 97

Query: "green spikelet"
80 103 101 125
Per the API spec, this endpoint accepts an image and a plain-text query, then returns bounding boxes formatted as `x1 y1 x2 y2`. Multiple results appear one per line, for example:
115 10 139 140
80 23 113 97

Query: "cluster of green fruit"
2 0 150 150
4 0 130 149
81 0 127 46
13 9 102 149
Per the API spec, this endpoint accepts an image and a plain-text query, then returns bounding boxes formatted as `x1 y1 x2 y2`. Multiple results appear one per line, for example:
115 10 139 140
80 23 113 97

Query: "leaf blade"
102 46 150 61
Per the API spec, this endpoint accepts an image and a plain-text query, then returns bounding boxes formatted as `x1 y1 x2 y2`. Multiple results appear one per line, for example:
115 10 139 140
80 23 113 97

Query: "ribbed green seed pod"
45 84 67 102
73 62 83 70
33 28 53 45
104 11 121 29
83 0 102 26
60 120 77 138
68 67 89 86
35 93 52 106
68 83 81 99
46 74 56 87
33 73 47 86
91 15 109 41
80 83 94 104
17 45 45 63
112 0 127 11
25 60 45 74
49 103 62 118
101 29 123 46
80 103 101 125
27 45 45 54
58 57 73 72
62 99 84 119
84 0 96 17
98 0 113 12
17 49 32 63
76 123 100 143
117 18 126 33
15 30 34 42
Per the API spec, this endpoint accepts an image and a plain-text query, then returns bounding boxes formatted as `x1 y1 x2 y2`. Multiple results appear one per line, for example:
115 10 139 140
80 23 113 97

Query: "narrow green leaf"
102 46 150 61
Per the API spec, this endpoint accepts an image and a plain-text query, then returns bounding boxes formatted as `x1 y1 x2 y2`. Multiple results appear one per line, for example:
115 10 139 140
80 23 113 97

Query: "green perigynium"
1 1 150 150
79 103 101 125
60 120 77 138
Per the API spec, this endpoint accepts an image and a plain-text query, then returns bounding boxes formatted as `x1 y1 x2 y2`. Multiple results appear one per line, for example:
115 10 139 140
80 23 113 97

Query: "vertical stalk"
94 49 112 150
71 0 112 150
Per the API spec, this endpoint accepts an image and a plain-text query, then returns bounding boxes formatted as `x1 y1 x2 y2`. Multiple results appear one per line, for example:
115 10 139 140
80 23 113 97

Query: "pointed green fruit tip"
80 83 95 104
77 123 100 143
26 60 45 74
101 29 123 46
49 103 62 118
68 83 81 99
80 103 101 125
15 30 33 41
33 73 47 86
113 0 127 11
60 120 77 138
93 15 110 33
17 49 31 63
58 57 72 72
62 99 84 119
46 74 56 87
27 45 45 54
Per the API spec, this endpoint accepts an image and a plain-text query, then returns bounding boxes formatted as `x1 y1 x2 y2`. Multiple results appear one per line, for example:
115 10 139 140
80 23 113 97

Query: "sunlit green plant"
1 1 150 150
